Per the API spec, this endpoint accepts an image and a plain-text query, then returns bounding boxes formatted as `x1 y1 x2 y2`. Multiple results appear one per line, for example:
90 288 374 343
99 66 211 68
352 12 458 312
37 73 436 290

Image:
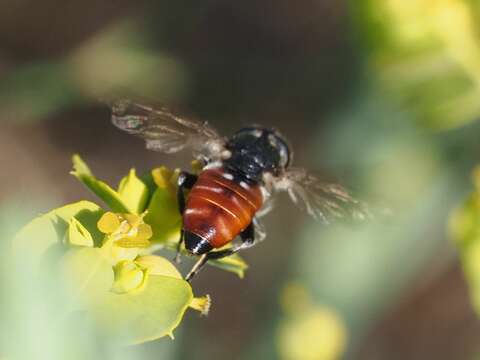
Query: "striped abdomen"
183 167 263 249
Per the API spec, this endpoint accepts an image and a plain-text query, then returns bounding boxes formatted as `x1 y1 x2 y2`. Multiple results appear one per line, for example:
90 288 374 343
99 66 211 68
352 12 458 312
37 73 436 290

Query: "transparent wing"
274 168 371 223
110 99 225 159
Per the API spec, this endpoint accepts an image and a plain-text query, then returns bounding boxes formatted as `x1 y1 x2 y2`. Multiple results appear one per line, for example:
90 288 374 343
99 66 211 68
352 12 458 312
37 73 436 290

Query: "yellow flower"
276 283 347 360
112 260 148 294
98 211 152 248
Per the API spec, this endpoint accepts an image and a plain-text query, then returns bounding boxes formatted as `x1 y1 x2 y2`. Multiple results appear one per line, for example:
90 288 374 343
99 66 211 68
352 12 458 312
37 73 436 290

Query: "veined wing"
273 167 372 224
111 99 225 160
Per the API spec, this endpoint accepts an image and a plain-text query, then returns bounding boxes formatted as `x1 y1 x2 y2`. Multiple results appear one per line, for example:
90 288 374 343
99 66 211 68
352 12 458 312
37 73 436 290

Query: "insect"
111 99 369 281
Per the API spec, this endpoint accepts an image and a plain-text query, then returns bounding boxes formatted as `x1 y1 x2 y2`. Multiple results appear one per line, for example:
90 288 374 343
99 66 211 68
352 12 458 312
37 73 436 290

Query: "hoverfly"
111 99 369 281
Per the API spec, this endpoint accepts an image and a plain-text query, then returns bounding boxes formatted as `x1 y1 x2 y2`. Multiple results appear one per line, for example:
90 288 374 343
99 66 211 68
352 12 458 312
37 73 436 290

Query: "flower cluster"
11 154 247 344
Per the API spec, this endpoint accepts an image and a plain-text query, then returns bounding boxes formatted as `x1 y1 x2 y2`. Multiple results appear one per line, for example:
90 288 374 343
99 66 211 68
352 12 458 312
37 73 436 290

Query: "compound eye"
277 140 291 168
234 127 263 139
268 134 291 168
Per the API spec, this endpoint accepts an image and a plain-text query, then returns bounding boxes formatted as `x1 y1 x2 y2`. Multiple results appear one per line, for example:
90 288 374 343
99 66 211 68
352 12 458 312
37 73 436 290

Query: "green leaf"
67 217 94 247
140 171 159 205
60 247 114 308
209 254 249 279
71 155 132 213
144 187 182 244
12 201 104 267
92 275 194 343
135 255 182 279
117 169 149 214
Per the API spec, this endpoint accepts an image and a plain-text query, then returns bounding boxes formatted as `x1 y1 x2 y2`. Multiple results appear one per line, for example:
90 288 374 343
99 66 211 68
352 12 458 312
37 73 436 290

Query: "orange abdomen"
183 167 263 248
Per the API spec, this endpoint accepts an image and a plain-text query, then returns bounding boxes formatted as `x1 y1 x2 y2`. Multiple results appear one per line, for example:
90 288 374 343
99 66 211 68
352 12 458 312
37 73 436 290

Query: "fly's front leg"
175 171 198 263
185 220 258 282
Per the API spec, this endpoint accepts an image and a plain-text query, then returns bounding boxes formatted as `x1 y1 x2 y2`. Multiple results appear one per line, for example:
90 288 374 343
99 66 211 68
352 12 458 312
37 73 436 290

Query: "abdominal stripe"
193 194 243 226
208 177 258 210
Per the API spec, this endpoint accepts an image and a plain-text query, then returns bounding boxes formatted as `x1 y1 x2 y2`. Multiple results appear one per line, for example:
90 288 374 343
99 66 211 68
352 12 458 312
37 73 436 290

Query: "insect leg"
239 220 255 246
175 171 198 263
185 254 209 282
185 221 258 282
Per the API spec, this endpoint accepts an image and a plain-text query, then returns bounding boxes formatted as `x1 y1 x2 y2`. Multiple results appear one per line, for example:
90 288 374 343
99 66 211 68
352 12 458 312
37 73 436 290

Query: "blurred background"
2 0 480 359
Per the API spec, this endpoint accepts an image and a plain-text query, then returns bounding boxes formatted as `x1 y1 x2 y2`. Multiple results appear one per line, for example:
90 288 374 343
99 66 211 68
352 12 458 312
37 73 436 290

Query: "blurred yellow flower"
276 283 347 360
359 0 480 129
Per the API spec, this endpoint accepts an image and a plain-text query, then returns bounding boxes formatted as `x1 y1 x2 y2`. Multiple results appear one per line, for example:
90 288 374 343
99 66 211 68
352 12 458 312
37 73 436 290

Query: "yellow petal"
98 212 121 234
115 237 151 248
152 167 174 189
137 223 153 241
123 213 141 227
